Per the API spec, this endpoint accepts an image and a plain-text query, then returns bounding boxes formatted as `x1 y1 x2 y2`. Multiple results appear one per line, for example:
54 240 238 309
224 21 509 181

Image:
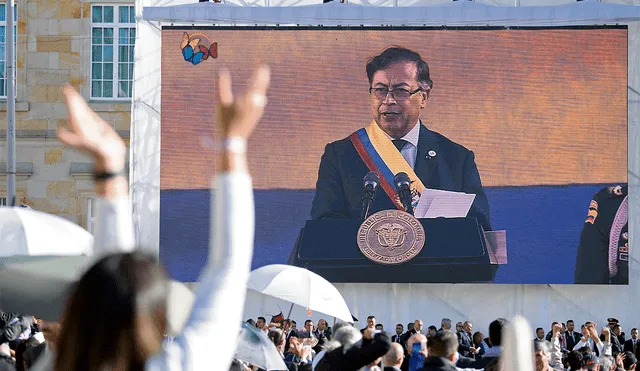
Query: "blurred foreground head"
54 251 168 371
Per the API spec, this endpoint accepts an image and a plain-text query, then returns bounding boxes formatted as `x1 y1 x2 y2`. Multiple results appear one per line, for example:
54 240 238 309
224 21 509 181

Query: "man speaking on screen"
310 46 491 231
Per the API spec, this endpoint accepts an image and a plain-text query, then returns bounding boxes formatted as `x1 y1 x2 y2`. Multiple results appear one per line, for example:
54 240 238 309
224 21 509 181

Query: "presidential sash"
349 121 425 210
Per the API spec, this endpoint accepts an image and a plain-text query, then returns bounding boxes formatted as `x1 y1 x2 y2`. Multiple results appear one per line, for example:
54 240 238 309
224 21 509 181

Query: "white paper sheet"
414 188 476 219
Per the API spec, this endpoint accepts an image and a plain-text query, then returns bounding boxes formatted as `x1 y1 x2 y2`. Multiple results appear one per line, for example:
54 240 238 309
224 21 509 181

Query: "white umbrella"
247 264 353 323
235 322 287 371
0 206 93 257
0 255 195 336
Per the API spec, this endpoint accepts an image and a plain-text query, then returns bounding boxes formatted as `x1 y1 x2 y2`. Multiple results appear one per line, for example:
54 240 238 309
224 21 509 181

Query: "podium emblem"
357 210 425 265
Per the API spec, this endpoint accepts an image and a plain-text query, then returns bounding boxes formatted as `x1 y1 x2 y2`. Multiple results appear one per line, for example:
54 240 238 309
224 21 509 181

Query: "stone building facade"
0 0 133 232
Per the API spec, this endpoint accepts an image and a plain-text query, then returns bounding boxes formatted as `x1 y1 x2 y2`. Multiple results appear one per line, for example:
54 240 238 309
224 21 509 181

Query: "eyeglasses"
369 87 422 101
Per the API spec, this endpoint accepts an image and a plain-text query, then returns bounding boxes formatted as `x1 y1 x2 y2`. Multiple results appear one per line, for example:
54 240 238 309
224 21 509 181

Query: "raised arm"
58 86 135 255
147 67 270 371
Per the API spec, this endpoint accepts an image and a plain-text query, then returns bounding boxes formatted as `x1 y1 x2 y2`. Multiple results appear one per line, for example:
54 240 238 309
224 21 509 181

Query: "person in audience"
362 316 377 334
384 343 405 371
314 325 391 371
609 325 624 356
457 321 475 358
285 337 314 366
41 66 269 371
428 326 438 339
622 351 638 371
474 318 507 369
420 330 461 371
440 319 452 332
246 319 256 327
534 340 560 371
455 323 464 334
566 351 584 371
599 355 616 371
472 331 487 357
546 322 560 342
623 328 640 359
256 317 267 331
536 328 546 342
408 323 415 332
392 324 404 343
582 352 600 371
406 334 427 371
301 320 315 337
414 321 424 336
376 325 385 332
567 320 582 352
574 323 612 356
316 319 332 339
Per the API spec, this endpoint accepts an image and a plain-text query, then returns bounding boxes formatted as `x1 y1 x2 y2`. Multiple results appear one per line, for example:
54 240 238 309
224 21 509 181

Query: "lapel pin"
427 150 437 159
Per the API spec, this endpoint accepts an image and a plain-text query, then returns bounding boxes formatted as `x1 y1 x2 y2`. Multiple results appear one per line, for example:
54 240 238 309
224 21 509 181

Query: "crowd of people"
239 315 640 371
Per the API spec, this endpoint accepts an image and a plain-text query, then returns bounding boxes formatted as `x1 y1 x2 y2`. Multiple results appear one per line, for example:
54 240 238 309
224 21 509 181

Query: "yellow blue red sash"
349 121 425 210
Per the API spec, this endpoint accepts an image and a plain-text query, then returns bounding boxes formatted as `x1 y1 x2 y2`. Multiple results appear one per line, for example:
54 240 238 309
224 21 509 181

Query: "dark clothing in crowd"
314 332 392 371
418 357 457 371
0 355 16 371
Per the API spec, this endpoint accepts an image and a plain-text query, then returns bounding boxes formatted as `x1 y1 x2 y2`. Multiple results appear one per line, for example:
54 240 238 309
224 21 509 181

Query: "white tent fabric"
133 0 640 333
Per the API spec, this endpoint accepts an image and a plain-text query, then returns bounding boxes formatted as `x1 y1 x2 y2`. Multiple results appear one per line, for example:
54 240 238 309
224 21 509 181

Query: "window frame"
90 3 135 101
0 2 17 100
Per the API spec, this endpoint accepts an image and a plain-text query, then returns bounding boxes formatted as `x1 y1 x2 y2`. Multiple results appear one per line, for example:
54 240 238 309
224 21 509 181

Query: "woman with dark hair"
38 66 270 371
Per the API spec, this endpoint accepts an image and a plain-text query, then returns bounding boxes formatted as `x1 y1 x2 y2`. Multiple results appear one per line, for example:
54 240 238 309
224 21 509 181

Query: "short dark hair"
567 351 584 371
429 325 437 331
429 330 459 357
257 316 266 323
291 320 297 325
367 315 376 320
396 323 404 328
567 320 574 324
613 324 622 331
536 327 544 332
623 351 638 369
305 319 313 326
489 318 507 346
268 329 285 346
408 322 414 327
632 328 638 332
366 46 433 91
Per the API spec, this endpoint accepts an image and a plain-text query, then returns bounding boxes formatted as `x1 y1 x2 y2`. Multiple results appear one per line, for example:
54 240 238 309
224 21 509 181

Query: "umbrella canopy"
0 255 195 336
235 322 287 371
247 264 352 323
0 207 93 257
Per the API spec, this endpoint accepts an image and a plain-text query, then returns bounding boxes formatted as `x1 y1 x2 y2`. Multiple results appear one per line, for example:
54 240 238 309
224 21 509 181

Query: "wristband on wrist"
94 170 125 181
223 136 247 154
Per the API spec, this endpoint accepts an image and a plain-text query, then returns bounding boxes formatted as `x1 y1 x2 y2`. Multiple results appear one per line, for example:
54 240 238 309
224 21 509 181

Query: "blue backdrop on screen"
159 184 610 284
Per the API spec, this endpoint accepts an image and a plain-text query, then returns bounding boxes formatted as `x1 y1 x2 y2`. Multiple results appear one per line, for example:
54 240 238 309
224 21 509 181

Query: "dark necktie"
634 340 637 354
392 139 408 152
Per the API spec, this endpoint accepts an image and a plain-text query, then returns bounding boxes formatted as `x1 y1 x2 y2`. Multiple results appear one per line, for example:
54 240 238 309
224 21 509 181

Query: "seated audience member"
314 326 391 371
384 343 405 371
472 332 487 357
31 67 270 371
473 319 507 369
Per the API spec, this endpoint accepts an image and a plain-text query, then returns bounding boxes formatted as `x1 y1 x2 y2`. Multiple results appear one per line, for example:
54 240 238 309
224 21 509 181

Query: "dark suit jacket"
418 357 458 371
314 332 392 371
457 331 473 356
565 331 581 351
392 334 404 343
310 124 492 231
623 339 640 359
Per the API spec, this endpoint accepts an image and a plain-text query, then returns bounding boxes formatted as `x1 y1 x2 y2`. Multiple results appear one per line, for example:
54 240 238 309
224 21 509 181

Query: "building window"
91 5 135 100
0 3 17 98
0 197 6 206
86 197 97 234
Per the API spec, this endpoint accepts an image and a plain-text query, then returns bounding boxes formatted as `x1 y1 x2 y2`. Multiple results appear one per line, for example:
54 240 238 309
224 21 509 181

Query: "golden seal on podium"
357 209 425 265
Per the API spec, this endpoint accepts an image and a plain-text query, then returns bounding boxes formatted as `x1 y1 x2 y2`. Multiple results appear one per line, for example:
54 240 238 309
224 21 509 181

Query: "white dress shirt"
383 120 420 169
573 337 612 356
30 173 254 371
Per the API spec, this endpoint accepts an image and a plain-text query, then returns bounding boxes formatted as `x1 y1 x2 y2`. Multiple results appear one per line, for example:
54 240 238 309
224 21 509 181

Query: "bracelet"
223 136 247 153
94 170 125 181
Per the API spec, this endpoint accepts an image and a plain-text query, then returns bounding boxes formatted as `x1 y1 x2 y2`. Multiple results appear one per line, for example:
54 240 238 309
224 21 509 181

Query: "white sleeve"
573 339 588 351
549 337 563 369
93 196 135 256
599 340 611 356
146 173 254 371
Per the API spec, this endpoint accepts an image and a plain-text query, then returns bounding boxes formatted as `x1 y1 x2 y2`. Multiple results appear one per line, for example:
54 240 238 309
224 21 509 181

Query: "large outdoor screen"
159 26 628 284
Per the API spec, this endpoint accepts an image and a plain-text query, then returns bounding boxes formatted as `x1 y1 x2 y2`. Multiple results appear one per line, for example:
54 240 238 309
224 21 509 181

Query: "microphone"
394 172 414 215
361 171 380 219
